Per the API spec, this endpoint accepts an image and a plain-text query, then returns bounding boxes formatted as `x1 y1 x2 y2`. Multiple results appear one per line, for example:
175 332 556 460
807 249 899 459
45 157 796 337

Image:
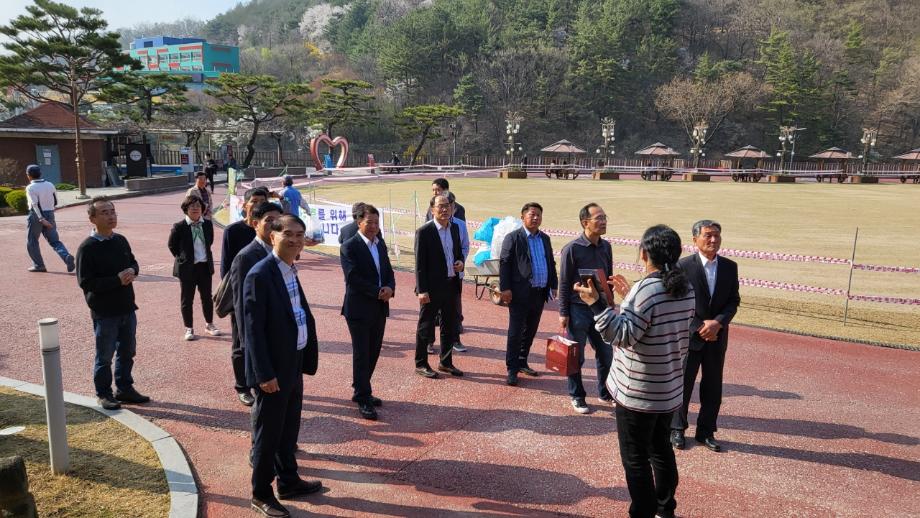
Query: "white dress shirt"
358 230 381 286
185 216 208 263
433 219 455 278
274 252 309 350
698 251 718 297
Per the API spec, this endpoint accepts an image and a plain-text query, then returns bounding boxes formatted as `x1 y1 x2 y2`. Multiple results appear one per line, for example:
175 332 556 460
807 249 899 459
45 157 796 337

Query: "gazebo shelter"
541 139 586 179
725 145 770 182
809 147 854 182
892 148 920 183
634 142 679 181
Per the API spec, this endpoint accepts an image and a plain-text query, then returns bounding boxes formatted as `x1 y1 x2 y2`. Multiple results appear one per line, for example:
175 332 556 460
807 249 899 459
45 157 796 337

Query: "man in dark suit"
221 188 270 278
228 201 283 406
424 178 466 222
221 187 269 406
671 220 740 453
243 214 322 517
340 204 395 420
338 202 364 245
499 202 558 386
414 193 464 378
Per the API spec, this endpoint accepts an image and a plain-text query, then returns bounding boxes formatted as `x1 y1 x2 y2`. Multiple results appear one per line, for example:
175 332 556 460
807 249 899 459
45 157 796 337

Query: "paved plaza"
0 189 917 517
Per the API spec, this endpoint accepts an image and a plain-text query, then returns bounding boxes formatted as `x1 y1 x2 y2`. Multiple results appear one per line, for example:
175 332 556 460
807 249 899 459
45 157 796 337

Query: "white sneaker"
571 398 591 414
184 328 196 341
205 323 221 336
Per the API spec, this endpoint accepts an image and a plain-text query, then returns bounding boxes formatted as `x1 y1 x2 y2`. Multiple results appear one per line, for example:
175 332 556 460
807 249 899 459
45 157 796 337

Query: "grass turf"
299 175 920 349
0 387 169 518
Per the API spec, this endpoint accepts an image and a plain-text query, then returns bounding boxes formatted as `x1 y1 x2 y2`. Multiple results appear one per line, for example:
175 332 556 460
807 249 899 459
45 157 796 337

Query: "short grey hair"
692 219 722 237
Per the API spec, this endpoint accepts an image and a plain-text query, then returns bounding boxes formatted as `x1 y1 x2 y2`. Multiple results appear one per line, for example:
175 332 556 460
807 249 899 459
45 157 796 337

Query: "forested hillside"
121 0 920 159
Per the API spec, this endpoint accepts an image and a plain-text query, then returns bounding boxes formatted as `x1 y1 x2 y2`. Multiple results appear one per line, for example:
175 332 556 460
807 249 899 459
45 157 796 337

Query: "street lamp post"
859 127 877 171
505 112 522 166
595 117 616 165
777 125 802 174
690 121 708 169
449 123 459 165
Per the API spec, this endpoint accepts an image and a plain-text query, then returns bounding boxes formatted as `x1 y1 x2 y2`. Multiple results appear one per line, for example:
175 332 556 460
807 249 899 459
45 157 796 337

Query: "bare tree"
655 71 766 155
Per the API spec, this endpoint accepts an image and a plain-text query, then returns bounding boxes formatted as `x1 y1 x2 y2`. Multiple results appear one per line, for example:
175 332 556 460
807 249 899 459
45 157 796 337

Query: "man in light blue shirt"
279 175 311 218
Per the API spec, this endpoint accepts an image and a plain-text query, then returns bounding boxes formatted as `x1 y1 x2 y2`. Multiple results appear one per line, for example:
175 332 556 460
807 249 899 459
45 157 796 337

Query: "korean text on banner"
312 204 354 245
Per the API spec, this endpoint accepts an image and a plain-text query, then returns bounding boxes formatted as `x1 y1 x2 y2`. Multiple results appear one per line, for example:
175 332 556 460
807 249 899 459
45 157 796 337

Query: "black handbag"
212 275 234 318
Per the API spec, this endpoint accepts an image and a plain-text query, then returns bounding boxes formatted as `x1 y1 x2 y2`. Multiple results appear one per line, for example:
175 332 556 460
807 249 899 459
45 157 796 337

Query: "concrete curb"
0 375 198 518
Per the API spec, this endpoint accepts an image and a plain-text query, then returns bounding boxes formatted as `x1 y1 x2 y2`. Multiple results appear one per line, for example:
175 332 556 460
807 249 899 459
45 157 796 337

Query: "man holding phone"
557 203 614 414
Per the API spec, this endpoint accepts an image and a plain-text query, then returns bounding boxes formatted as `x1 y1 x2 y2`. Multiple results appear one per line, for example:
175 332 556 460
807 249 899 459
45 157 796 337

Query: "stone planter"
849 175 879 184
768 175 796 183
499 169 528 179
592 171 620 180
682 173 710 182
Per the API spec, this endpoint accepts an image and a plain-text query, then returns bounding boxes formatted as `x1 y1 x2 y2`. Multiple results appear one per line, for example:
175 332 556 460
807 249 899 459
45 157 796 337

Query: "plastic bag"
473 244 492 266
490 216 522 260
473 217 500 243
301 209 325 243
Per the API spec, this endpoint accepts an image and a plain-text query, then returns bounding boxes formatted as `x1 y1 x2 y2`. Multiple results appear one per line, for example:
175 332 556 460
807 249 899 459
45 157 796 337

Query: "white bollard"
38 318 69 475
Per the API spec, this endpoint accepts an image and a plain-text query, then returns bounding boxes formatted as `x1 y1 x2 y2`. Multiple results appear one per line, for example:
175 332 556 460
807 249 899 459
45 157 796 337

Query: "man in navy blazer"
340 204 395 420
243 214 321 517
414 192 464 378
227 201 282 407
671 220 740 453
499 202 558 386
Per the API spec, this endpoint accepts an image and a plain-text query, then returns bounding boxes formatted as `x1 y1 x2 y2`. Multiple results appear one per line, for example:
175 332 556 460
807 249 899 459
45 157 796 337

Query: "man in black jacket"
221 188 270 405
499 202 558 386
227 201 282 406
340 204 395 420
671 220 740 453
76 197 150 410
244 214 321 517
221 188 270 278
414 193 464 378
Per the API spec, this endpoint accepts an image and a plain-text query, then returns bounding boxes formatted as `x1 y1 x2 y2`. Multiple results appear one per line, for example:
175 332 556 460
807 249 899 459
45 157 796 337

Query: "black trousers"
251 372 303 499
230 315 247 393
206 169 215 193
347 302 386 403
179 262 213 328
671 339 727 438
415 277 459 368
616 405 679 518
505 287 547 373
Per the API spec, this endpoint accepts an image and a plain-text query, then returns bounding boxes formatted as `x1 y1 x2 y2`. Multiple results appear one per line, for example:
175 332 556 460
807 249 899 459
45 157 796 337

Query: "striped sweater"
592 275 696 413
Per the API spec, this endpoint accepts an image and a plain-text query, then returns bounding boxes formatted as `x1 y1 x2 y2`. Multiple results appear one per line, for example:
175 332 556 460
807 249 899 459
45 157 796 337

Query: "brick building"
0 103 118 187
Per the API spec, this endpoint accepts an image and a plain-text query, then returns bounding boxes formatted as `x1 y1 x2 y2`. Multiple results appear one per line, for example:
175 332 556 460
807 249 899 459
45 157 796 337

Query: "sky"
1 0 236 31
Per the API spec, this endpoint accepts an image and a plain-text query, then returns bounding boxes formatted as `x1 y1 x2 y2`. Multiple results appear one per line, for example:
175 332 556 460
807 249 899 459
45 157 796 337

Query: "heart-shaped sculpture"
310 134 349 171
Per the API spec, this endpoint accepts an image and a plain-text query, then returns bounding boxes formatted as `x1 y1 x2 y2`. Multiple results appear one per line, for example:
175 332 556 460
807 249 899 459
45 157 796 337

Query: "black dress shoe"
437 364 464 377
277 479 323 500
114 388 150 404
237 391 255 407
519 365 539 377
506 372 518 386
415 366 439 378
352 395 383 407
358 402 378 420
97 396 121 410
696 436 722 452
670 430 686 450
251 496 290 517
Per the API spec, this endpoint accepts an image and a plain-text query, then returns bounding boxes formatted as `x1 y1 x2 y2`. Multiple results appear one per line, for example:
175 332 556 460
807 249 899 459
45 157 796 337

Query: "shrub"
55 183 77 191
0 186 11 208
4 190 28 214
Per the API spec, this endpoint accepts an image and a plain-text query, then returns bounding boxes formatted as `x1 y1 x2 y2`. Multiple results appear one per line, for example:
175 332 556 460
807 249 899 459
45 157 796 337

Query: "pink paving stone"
0 189 917 517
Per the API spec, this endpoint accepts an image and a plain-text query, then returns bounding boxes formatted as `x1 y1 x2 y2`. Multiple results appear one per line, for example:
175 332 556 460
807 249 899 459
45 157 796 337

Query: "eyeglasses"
583 215 607 222
434 203 451 209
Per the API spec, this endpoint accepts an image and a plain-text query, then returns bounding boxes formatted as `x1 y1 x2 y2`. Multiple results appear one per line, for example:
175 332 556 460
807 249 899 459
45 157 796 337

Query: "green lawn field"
303 176 920 348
